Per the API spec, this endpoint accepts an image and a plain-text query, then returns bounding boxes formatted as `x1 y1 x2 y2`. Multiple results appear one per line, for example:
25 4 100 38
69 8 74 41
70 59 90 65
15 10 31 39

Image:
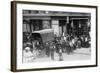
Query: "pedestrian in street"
45 42 50 57
50 42 55 60
58 44 63 61
23 45 35 63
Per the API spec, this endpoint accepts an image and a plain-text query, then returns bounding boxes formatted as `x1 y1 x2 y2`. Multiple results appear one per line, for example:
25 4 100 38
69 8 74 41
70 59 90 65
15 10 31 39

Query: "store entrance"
59 20 66 36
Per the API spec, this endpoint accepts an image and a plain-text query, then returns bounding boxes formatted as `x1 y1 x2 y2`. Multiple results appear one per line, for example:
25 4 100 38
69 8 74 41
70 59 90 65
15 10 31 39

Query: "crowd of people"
23 33 91 63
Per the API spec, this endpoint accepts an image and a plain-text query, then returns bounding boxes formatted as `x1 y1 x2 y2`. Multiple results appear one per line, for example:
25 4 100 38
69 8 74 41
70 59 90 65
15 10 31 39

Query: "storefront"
23 10 91 43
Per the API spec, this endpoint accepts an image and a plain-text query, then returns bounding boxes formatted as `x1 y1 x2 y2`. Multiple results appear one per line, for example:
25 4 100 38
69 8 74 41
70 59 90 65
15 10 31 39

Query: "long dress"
23 47 35 63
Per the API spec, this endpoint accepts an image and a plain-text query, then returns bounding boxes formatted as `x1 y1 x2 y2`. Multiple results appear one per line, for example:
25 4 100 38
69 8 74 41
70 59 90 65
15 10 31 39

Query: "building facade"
23 10 91 42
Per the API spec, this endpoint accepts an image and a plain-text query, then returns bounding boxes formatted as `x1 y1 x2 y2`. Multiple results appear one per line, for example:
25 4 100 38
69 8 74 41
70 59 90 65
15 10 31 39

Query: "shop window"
42 20 51 29
30 20 42 31
23 20 30 32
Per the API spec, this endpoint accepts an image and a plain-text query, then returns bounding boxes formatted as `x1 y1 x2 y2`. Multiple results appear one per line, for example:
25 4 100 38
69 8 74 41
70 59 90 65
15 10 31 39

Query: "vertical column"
29 20 34 33
51 20 59 37
59 26 62 36
31 22 34 32
23 20 27 32
66 16 69 35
